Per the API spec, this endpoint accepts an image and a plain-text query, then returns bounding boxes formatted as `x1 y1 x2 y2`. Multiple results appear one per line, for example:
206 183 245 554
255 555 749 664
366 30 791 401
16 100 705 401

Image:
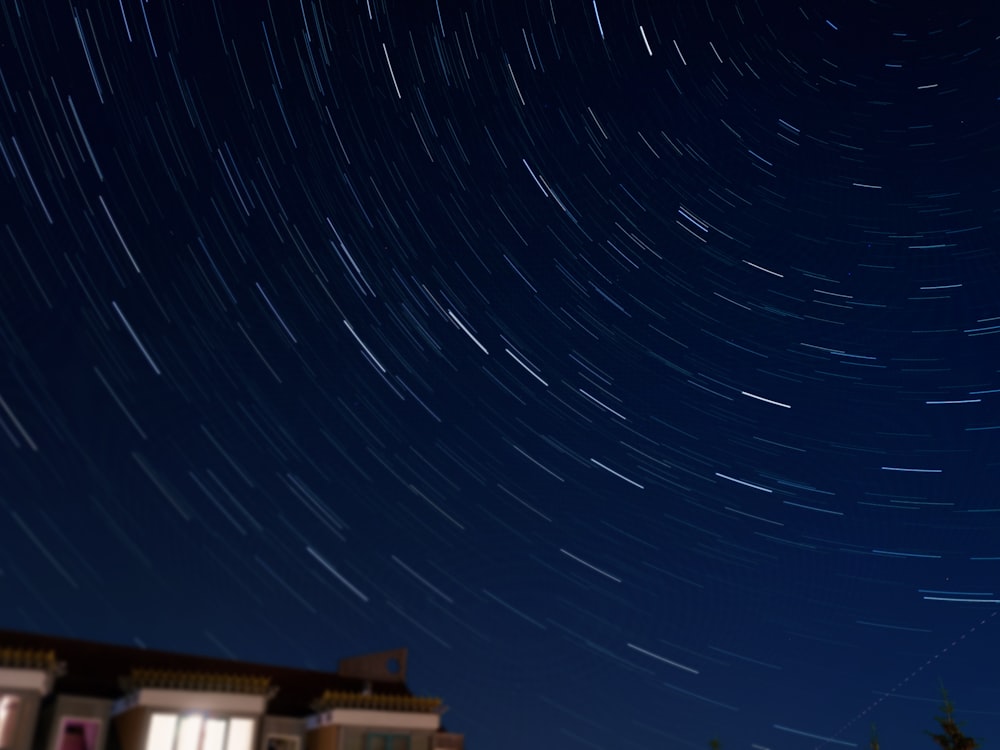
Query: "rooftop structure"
0 630 463 750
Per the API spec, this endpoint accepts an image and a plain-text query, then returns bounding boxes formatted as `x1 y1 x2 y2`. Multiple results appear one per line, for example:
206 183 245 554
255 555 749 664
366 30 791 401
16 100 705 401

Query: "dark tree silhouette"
927 691 980 750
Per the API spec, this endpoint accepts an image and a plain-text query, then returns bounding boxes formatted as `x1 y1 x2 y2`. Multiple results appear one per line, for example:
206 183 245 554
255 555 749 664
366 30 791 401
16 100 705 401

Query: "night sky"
2 1 1000 748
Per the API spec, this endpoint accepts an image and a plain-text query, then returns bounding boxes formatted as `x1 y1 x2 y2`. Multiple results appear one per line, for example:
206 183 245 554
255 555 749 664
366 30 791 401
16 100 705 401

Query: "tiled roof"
123 668 272 695
311 691 443 713
0 647 58 670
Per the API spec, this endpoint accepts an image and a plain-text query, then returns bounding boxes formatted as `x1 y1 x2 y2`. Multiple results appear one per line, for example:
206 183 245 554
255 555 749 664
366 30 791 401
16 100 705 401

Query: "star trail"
3 0 1000 748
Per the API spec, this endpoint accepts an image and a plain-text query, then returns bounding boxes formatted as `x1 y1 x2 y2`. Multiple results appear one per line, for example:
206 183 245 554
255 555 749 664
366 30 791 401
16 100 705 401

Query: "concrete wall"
41 696 114 750
109 707 147 750
259 715 305 750
7 690 42 750
304 724 339 750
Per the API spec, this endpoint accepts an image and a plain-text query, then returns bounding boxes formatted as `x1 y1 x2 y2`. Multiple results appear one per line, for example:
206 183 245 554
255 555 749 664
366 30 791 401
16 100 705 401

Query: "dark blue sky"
2 1 1000 748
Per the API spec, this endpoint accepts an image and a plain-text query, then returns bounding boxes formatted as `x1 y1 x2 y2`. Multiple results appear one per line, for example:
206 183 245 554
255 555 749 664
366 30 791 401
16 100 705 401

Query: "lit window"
148 715 178 750
225 719 253 750
202 720 226 750
176 716 202 750
0 696 20 750
146 715 254 750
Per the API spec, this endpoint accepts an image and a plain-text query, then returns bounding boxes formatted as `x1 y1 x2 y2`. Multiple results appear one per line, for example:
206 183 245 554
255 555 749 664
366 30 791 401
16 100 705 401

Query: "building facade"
0 631 463 750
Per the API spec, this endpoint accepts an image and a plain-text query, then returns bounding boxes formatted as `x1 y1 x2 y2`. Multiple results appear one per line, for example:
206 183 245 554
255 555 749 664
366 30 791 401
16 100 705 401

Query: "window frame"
146 713 256 750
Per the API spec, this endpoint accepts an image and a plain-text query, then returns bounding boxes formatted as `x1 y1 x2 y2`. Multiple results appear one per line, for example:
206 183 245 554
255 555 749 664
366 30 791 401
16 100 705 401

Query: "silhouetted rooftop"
0 629 411 717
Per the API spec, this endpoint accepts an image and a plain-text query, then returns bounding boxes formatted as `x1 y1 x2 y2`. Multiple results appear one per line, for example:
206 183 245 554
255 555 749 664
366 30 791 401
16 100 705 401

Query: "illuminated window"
148 715 178 750
146 715 254 750
176 716 202 750
362 735 410 750
202 720 226 750
0 696 21 750
225 719 253 750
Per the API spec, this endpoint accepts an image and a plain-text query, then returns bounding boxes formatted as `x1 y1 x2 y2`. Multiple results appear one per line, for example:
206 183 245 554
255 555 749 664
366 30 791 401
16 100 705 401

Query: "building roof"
121 668 273 696
0 630 413 717
0 647 58 670
311 691 442 714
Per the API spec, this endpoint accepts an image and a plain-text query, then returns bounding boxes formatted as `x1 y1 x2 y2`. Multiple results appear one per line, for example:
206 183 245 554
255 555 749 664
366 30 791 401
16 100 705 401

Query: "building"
0 630 464 750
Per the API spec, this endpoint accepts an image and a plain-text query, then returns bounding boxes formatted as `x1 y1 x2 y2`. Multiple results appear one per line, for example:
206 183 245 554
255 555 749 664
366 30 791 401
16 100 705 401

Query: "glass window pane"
147 714 178 750
0 696 21 750
224 719 254 750
203 720 226 750
176 716 203 750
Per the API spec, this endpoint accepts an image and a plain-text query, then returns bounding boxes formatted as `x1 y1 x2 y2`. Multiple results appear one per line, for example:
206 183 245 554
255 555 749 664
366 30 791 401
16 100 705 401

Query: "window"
264 737 298 750
58 719 101 750
146 715 255 750
0 696 20 750
362 735 410 750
